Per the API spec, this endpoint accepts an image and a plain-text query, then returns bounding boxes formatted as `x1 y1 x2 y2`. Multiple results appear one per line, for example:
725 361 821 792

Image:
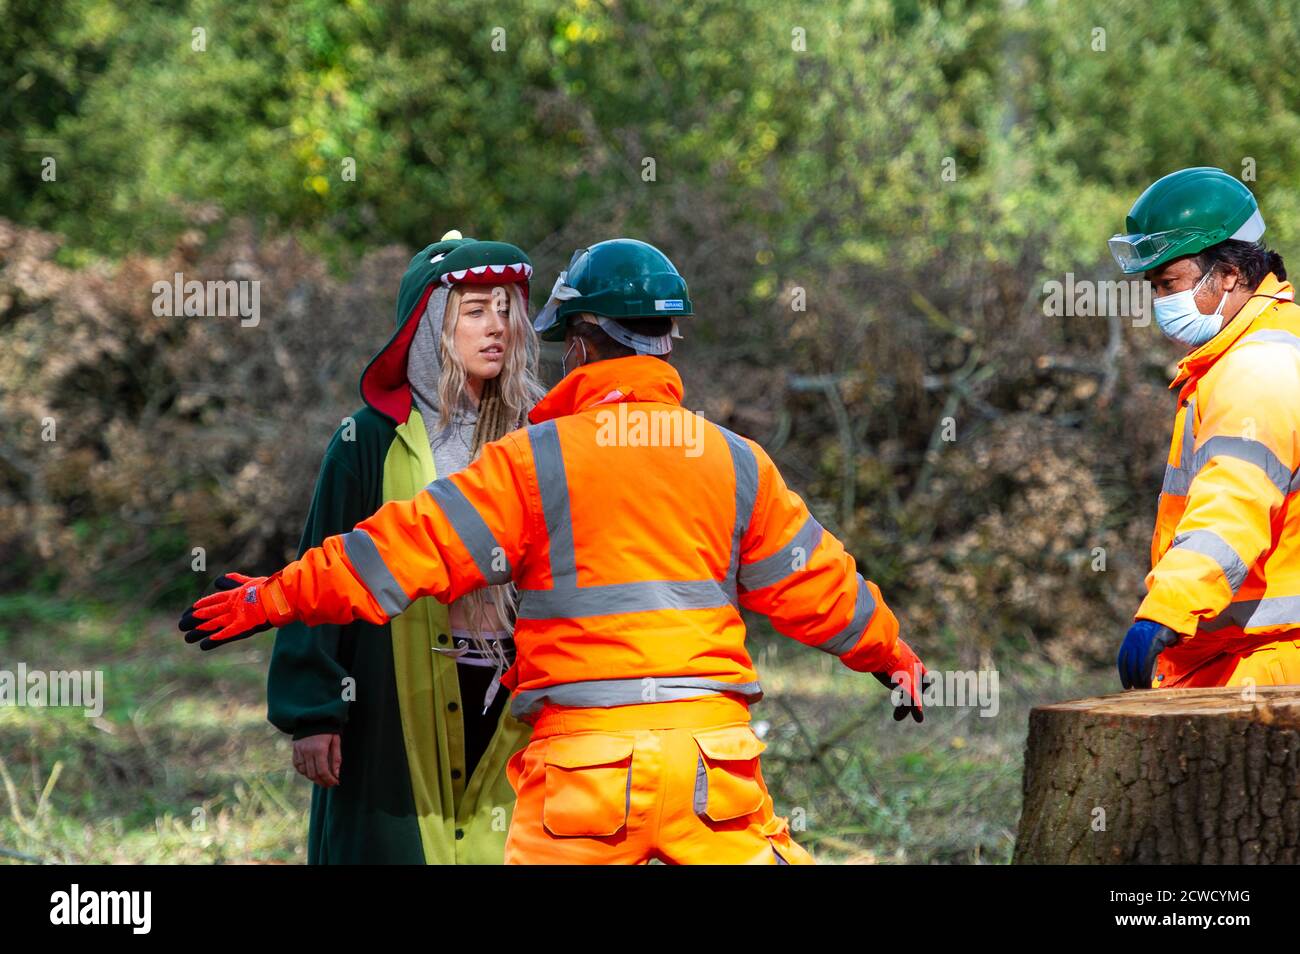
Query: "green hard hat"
1108 167 1264 274
532 238 693 342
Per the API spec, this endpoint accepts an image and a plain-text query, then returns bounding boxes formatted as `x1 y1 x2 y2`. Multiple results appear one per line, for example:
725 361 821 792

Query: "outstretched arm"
736 438 929 721
180 434 534 649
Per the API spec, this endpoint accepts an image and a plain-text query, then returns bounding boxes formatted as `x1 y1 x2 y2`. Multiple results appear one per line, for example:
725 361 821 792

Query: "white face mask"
1152 268 1228 348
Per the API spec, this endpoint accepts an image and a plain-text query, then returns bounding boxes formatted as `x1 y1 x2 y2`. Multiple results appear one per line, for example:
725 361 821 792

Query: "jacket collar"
527 355 684 423
1173 272 1295 398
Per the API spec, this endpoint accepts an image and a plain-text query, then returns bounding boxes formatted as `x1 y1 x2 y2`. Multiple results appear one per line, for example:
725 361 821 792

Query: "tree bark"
1014 686 1300 864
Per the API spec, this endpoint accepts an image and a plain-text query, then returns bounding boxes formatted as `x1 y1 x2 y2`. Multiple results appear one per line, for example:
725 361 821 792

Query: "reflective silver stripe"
815 573 877 656
1161 467 1190 495
1161 397 1197 494
1238 329 1300 354
518 581 731 620
517 579 729 620
1170 530 1249 594
1199 436 1291 495
719 426 760 604
738 512 825 592
527 420 576 578
694 755 708 814
425 478 512 584
1162 435 1292 497
509 676 764 719
1200 595 1300 632
341 528 411 617
519 418 733 620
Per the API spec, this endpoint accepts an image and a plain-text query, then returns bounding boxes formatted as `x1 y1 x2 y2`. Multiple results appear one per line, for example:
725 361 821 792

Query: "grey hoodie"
406 285 478 477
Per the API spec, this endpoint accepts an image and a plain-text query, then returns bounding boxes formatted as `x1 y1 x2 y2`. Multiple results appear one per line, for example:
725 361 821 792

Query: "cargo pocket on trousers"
691 724 767 822
542 733 636 837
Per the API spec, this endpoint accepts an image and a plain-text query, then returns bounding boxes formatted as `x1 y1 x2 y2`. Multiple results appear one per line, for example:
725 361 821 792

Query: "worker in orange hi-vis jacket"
179 238 928 865
1110 168 1300 691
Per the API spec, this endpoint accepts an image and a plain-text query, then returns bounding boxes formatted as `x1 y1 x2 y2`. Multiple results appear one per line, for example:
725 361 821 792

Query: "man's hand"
179 572 288 650
1117 619 1181 689
293 733 342 788
872 637 930 723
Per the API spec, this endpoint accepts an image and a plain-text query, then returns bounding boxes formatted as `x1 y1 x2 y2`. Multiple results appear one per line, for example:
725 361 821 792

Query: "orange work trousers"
503 695 814 865
1157 637 1300 688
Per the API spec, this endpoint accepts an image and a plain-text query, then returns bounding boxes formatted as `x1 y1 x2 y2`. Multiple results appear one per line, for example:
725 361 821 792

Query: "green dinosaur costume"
266 236 534 864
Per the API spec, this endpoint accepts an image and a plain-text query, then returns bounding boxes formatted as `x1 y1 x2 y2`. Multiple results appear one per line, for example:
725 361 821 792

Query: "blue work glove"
1117 619 1181 689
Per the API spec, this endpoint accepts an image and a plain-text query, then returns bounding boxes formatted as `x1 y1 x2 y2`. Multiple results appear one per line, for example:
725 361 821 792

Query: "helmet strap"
586 315 674 355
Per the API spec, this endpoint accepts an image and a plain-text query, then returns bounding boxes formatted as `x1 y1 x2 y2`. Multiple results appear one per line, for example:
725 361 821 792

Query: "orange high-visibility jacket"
1140 273 1300 675
264 355 903 720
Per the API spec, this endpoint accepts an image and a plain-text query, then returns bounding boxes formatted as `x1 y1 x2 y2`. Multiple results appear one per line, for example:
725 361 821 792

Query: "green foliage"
6 0 1295 269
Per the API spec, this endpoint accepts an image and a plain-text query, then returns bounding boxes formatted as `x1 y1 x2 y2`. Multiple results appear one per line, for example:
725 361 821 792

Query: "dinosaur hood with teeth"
359 235 533 424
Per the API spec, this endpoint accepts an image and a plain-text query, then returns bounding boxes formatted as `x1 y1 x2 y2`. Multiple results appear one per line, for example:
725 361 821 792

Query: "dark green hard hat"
532 238 693 342
1108 167 1264 274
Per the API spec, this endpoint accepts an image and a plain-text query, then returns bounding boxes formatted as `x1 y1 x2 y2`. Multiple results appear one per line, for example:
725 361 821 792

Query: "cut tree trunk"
1014 686 1300 864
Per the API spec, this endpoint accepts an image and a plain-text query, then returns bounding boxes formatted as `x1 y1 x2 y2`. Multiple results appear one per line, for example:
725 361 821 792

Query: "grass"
0 594 306 864
0 595 1112 864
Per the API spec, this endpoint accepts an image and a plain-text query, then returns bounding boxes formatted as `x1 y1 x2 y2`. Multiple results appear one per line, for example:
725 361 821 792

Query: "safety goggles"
1107 227 1215 274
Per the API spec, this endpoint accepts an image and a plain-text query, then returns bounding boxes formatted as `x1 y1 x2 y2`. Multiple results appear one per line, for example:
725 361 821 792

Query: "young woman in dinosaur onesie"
266 231 545 863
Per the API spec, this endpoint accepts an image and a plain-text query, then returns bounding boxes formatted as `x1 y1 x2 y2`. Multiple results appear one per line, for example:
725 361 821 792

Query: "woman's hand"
292 733 342 787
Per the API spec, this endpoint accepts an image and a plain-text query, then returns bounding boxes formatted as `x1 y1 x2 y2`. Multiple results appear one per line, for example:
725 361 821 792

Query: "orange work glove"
178 572 294 651
872 637 930 723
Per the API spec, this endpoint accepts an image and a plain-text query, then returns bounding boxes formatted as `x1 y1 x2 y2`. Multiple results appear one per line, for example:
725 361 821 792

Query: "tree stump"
1014 686 1300 864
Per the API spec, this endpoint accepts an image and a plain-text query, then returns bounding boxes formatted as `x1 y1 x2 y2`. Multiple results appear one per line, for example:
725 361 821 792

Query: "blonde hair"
437 282 546 646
